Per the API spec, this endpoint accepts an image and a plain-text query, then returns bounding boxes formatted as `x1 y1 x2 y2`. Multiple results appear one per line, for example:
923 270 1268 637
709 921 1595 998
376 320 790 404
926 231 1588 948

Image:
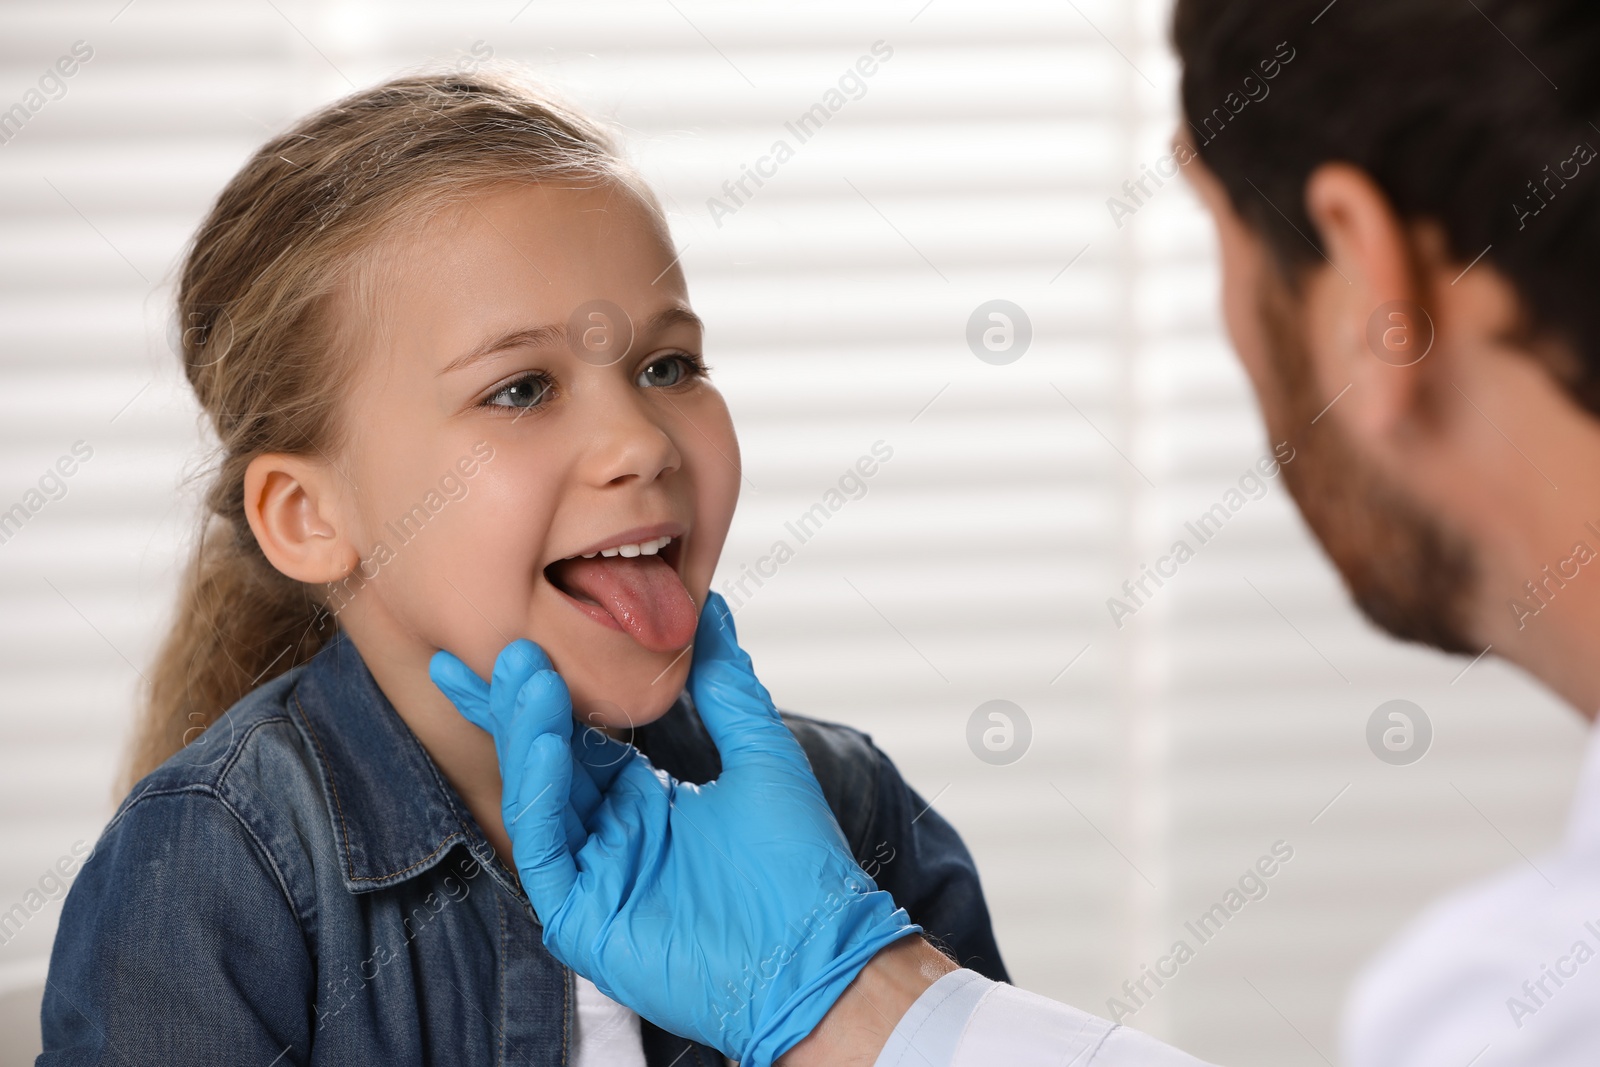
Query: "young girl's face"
331 180 739 729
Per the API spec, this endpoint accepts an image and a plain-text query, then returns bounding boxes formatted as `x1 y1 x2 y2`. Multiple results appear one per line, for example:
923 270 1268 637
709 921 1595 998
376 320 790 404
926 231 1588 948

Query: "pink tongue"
549 555 697 653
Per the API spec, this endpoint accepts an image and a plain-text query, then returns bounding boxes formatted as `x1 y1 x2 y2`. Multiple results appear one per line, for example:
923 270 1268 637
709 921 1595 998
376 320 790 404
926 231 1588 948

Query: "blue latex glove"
429 639 605 855
438 594 921 1066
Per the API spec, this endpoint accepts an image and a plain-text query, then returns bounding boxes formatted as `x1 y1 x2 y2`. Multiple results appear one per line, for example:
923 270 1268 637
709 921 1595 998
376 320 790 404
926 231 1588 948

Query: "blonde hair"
122 69 654 795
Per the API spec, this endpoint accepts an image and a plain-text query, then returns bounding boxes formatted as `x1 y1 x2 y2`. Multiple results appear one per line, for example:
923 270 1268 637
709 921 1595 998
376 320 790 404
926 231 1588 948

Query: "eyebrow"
438 305 705 377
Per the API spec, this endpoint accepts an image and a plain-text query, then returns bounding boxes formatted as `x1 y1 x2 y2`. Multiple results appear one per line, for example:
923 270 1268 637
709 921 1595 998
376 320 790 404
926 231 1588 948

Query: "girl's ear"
242 453 359 584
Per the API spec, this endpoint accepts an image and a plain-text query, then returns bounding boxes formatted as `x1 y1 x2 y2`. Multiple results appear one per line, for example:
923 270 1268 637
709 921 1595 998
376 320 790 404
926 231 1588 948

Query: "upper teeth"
580 535 673 560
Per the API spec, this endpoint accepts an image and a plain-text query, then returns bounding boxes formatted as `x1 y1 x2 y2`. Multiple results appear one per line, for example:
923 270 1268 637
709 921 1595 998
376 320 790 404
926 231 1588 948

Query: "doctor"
434 0 1600 1063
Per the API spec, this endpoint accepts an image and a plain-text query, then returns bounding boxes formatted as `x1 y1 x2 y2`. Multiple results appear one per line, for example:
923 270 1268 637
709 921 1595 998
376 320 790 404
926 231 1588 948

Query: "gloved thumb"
689 594 807 774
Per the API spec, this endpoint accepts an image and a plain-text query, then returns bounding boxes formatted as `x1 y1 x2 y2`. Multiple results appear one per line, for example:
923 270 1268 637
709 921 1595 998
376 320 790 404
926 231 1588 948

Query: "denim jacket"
39 629 1008 1065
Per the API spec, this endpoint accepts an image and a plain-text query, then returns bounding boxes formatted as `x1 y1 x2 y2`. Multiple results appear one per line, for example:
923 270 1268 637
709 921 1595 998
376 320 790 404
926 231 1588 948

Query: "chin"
533 529 712 733
564 655 692 733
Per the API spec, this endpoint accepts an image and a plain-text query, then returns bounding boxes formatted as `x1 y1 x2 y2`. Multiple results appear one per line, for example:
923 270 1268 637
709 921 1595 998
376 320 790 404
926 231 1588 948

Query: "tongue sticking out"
546 554 697 653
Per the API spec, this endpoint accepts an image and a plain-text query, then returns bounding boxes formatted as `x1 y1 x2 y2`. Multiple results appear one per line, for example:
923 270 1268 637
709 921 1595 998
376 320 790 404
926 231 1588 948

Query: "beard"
1255 275 1480 655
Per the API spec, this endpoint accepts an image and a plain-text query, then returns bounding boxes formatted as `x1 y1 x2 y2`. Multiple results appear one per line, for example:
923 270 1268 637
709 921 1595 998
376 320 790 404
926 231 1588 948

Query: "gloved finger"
690 594 775 710
490 639 550 730
501 788 588 854
513 669 575 742
567 751 604 827
499 669 573 782
570 725 637 795
688 596 804 773
429 649 496 736
511 732 581 924
690 592 748 668
578 753 667 862
499 671 576 799
494 687 590 848
561 803 588 853
539 766 656 974
568 763 675 944
508 672 576 809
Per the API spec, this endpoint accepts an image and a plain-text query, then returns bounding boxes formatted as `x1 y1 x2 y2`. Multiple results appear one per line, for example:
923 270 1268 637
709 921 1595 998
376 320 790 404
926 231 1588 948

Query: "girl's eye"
637 353 706 389
483 372 552 411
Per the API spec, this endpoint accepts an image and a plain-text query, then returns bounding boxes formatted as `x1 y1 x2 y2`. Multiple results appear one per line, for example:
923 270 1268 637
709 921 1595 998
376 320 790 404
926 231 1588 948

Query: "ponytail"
120 515 332 794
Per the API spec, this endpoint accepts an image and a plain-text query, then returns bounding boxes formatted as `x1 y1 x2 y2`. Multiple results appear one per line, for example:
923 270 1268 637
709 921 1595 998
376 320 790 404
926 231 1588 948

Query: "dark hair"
1173 0 1600 412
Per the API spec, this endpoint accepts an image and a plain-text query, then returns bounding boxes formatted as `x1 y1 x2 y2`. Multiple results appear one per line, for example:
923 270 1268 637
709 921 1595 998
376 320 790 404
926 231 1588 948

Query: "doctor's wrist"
778 936 959 1067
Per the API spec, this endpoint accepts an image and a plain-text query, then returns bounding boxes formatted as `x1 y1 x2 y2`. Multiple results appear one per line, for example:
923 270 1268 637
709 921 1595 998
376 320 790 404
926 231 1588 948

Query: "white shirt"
572 973 647 1067
877 721 1600 1067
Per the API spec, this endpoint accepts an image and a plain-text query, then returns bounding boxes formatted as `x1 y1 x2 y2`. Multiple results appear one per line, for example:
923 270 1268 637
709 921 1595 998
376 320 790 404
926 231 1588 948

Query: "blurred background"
0 1 1588 1063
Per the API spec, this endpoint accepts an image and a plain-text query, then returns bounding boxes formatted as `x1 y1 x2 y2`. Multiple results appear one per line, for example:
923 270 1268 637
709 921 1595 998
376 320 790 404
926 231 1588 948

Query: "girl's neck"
340 620 517 870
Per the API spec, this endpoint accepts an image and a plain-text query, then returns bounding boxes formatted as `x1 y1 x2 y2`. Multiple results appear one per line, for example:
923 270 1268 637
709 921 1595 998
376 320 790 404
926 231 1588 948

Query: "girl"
38 70 1006 1066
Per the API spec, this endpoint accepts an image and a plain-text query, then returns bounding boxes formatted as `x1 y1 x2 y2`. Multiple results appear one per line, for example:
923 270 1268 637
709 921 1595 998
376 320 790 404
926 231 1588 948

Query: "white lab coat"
1341 720 1600 1067
877 723 1600 1066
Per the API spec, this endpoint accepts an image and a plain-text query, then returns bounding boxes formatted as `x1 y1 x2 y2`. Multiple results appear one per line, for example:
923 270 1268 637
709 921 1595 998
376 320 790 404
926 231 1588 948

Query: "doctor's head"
1174 0 1600 670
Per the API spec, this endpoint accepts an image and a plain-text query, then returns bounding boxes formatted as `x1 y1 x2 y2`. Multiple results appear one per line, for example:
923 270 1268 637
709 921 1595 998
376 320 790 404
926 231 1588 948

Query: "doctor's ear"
1301 163 1448 439
242 453 360 585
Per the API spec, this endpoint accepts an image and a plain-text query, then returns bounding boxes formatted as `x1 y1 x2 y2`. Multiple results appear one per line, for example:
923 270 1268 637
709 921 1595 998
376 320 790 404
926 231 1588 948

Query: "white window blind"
0 2 1588 1063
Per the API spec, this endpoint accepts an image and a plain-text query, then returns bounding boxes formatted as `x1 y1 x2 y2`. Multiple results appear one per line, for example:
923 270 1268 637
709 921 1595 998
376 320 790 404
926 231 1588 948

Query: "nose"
581 388 682 488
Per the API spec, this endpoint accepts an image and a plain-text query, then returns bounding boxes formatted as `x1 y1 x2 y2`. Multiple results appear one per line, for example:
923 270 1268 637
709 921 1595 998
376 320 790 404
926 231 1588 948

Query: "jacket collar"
288 628 507 895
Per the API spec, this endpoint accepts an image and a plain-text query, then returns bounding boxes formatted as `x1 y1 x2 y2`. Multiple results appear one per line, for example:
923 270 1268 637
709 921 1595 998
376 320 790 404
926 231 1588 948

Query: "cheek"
679 394 741 594
1217 233 1267 376
347 457 563 646
435 465 562 582
1212 221 1286 415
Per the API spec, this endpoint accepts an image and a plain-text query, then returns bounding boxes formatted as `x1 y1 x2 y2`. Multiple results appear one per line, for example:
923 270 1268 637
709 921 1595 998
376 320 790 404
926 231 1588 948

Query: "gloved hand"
437 594 921 1066
429 638 604 855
